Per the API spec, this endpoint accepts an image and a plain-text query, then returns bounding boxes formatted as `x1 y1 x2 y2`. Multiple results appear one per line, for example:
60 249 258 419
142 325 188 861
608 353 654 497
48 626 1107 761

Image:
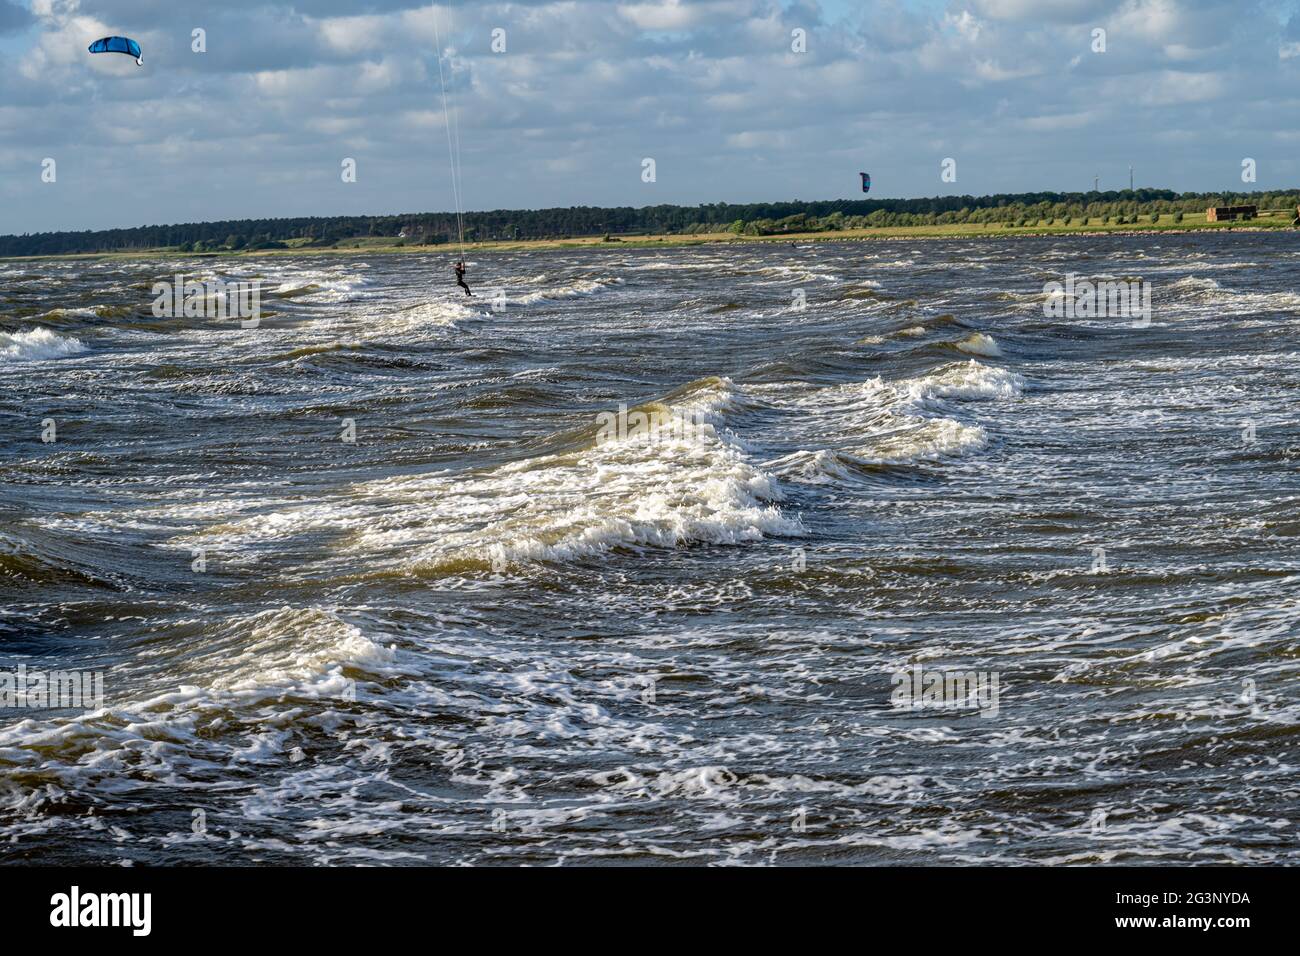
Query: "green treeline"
3 188 1298 256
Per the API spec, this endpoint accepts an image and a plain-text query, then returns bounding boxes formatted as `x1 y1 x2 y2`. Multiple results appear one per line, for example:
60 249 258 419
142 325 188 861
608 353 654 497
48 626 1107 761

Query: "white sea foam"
768 360 1020 474
861 414 988 462
507 277 624 305
765 448 857 483
0 601 412 846
901 359 1023 403
754 265 839 282
36 307 99 320
956 332 1003 357
626 261 722 272
369 379 797 570
0 327 87 361
1167 275 1222 295
384 297 484 330
175 376 800 573
203 606 399 694
1231 290 1300 311
270 269 373 302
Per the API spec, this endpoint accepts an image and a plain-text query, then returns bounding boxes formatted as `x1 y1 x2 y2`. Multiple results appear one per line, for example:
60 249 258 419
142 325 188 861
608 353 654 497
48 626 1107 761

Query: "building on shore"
1206 205 1257 222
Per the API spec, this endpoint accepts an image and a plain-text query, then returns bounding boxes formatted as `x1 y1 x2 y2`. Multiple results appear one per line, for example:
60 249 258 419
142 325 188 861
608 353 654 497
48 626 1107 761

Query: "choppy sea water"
1 233 1297 866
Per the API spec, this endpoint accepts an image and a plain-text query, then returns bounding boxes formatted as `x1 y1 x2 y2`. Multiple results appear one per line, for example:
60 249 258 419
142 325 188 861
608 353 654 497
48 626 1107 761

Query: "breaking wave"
0 327 87 362
174 376 801 576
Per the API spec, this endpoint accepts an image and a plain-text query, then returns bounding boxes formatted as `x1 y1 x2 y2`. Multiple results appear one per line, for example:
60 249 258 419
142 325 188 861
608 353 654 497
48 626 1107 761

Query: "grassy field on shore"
4 210 1296 262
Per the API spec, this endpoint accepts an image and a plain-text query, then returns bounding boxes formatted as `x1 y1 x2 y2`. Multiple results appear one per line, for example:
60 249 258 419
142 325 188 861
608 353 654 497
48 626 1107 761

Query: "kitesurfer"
454 261 472 296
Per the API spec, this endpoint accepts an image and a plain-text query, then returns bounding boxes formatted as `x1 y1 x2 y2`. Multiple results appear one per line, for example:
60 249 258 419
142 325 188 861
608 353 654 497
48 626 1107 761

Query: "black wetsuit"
455 265 472 296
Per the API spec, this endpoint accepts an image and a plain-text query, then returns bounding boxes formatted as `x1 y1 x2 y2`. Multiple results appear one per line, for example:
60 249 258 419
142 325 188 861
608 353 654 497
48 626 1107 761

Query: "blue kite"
88 36 143 66
859 172 871 194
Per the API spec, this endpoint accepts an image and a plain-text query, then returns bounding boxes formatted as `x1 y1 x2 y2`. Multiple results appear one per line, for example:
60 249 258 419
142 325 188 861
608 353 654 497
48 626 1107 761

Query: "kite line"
432 12 466 257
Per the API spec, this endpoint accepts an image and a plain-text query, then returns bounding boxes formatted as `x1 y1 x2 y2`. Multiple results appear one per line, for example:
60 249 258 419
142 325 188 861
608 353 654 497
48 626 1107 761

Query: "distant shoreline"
2 218 1294 262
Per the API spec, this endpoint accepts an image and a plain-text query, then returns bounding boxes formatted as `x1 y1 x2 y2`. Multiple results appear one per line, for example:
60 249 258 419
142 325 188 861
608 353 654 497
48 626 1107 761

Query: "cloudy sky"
3 0 1299 234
